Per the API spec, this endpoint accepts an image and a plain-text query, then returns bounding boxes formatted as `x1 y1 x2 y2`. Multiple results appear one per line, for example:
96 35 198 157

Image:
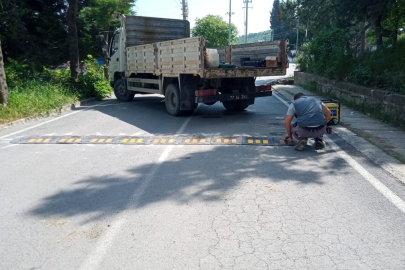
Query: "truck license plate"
229 94 248 100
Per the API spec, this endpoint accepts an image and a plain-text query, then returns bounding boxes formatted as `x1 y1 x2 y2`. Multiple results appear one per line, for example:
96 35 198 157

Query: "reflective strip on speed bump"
243 136 274 146
211 136 242 145
180 136 210 145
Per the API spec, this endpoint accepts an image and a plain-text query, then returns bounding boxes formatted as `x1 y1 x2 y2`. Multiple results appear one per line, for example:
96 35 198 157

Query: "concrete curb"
0 97 99 131
274 86 405 185
333 127 405 183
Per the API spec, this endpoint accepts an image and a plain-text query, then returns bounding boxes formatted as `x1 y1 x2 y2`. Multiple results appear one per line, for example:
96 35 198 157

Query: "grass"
299 81 405 130
0 80 78 125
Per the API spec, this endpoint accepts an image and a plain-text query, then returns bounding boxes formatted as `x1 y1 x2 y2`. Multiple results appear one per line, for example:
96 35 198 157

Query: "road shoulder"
273 85 405 184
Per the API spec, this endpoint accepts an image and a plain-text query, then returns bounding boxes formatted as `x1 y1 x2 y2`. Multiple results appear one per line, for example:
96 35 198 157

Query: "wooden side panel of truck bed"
126 37 203 77
126 37 288 78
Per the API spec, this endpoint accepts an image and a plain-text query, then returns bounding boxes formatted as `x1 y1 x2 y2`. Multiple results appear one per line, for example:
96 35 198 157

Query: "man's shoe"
315 140 326 150
294 138 307 151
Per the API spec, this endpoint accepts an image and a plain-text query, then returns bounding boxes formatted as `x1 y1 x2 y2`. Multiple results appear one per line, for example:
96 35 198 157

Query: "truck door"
108 31 121 82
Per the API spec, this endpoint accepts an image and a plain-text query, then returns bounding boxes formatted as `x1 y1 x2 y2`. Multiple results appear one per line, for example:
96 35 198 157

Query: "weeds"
298 30 405 94
1 55 112 125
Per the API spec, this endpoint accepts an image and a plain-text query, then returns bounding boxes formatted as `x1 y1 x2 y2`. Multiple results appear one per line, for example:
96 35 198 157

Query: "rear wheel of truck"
222 100 250 111
165 84 195 116
114 78 135 102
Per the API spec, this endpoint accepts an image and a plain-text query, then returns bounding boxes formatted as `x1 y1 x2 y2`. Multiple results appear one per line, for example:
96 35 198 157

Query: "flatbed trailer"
108 15 288 116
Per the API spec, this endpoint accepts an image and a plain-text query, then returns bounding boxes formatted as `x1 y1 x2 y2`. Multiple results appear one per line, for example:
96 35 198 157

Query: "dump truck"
108 15 288 116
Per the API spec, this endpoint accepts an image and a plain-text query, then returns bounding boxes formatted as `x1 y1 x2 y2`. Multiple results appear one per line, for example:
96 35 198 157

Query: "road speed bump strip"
12 135 292 146
243 136 274 146
179 136 210 145
211 136 242 145
150 137 179 145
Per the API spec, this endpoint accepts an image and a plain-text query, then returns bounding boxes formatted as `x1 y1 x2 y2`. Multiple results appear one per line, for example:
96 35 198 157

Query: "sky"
134 0 275 36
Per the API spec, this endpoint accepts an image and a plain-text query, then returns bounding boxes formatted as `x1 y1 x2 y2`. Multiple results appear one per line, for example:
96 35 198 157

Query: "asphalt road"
1 90 405 270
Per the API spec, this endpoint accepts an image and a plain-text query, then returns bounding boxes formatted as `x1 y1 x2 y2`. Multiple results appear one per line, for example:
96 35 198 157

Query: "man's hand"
322 106 332 123
284 115 294 143
284 134 294 143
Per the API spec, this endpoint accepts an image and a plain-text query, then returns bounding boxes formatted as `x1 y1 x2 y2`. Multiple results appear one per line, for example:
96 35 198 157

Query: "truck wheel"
114 78 135 102
165 84 182 116
222 100 249 111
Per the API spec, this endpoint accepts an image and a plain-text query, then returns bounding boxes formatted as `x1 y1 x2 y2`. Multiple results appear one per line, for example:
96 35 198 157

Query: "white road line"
0 100 115 140
80 116 193 270
274 91 405 214
1 144 19 149
272 91 290 107
324 137 405 214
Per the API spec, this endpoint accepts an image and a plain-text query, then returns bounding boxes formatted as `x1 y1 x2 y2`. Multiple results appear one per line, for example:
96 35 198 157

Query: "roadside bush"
43 55 112 99
76 56 112 99
298 30 405 94
1 55 112 124
297 28 352 80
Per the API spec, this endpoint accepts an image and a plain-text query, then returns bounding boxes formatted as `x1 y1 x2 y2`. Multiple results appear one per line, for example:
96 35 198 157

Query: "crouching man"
284 93 332 150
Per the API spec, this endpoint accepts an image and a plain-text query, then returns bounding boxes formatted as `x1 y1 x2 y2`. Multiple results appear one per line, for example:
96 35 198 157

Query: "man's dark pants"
291 124 326 140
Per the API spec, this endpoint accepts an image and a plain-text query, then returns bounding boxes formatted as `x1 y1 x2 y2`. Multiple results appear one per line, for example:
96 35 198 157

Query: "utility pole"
296 18 299 56
181 0 188 21
226 0 235 45
242 0 252 43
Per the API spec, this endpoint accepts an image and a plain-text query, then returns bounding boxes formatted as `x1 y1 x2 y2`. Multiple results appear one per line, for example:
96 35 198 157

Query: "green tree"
191 15 238 47
80 0 136 79
0 0 69 68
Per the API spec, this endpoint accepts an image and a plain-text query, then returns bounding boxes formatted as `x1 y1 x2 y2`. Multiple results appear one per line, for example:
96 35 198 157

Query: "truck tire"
114 78 135 102
222 100 250 111
165 84 182 116
165 84 196 116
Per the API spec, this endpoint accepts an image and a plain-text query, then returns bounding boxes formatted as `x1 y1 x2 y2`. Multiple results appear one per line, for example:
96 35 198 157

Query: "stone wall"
294 71 405 123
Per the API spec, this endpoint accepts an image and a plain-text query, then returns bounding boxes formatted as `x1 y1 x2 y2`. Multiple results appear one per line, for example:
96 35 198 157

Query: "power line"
172 0 181 8
137 7 179 14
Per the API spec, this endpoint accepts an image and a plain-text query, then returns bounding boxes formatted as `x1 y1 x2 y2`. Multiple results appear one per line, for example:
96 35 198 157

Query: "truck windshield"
110 32 120 56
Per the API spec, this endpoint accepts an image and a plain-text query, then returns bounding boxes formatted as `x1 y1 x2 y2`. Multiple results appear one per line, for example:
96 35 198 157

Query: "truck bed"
126 36 288 78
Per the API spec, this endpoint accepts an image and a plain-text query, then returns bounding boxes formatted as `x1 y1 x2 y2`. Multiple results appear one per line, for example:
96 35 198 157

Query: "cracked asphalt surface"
1 92 405 270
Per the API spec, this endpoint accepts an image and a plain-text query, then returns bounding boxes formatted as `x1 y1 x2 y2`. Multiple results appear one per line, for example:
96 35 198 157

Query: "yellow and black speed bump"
179 136 211 145
210 136 242 145
150 136 180 145
243 136 275 146
119 136 150 145
12 135 295 147
82 136 116 144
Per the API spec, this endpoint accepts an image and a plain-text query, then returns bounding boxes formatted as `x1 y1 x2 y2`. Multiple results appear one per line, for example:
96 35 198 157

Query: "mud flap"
179 74 199 110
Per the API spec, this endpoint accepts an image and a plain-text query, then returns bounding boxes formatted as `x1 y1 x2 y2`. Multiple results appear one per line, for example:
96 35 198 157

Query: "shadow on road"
27 145 347 224
75 95 287 136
